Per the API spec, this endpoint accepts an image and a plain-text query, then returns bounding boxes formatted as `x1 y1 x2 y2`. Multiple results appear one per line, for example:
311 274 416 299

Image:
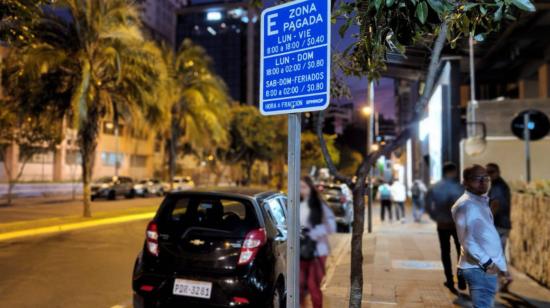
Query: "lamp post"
363 81 375 233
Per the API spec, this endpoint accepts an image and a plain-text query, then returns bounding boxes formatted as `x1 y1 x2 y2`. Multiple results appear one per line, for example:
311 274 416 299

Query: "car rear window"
158 195 259 236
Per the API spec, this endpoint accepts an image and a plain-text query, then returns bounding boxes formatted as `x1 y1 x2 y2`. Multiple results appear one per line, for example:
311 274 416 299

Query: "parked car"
91 176 135 201
132 188 288 308
163 176 195 192
134 179 165 197
318 183 353 232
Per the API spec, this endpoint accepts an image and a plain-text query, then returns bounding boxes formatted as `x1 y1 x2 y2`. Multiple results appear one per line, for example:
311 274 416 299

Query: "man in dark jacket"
487 163 513 292
486 163 512 250
426 162 466 293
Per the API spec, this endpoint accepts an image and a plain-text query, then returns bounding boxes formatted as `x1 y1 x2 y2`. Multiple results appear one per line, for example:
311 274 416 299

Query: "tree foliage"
334 0 535 80
10 0 169 217
301 131 340 172
0 49 64 205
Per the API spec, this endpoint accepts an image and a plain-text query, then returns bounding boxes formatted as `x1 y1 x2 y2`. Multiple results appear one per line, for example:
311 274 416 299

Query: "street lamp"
361 106 372 117
371 144 380 151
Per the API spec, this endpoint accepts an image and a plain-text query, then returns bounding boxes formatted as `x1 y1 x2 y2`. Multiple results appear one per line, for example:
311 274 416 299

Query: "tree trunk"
245 158 253 186
79 111 100 218
169 105 182 190
349 178 366 308
6 181 15 206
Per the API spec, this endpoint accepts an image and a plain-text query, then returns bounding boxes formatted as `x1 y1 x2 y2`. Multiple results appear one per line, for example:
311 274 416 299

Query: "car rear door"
156 194 261 275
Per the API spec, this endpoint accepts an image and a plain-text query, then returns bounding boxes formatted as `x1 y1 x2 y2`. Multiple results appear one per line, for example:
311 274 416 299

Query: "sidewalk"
322 205 550 307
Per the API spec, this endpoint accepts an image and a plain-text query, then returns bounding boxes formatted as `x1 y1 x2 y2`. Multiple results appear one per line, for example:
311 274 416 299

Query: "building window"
21 148 54 164
130 155 148 168
103 122 124 136
101 152 124 166
65 150 82 165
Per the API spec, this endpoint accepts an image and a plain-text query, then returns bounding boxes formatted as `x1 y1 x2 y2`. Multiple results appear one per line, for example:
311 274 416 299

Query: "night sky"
331 17 396 119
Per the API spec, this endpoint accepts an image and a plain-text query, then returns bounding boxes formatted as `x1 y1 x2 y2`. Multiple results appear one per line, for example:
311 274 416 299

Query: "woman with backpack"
377 180 393 222
299 176 336 308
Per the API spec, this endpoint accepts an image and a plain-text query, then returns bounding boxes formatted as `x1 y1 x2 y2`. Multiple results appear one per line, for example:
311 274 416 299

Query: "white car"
164 176 195 192
134 179 165 197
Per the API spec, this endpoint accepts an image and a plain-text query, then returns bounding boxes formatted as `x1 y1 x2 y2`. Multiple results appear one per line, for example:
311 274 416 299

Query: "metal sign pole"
367 81 374 233
523 113 531 183
287 113 301 308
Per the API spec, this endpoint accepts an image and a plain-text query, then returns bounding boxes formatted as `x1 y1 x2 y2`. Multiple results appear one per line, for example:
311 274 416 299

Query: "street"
0 219 147 308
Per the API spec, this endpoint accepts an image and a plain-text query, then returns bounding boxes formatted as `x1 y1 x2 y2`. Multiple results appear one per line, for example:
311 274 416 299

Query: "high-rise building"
175 2 259 104
139 0 188 46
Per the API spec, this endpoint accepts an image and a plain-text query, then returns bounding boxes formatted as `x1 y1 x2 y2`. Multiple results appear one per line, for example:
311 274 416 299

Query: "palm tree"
19 0 169 217
161 39 231 187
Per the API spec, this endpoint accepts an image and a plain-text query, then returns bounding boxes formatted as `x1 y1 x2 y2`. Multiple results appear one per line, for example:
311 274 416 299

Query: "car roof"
167 187 283 200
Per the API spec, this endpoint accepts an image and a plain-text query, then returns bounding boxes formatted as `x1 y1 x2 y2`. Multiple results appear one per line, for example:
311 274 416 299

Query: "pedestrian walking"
411 179 427 222
391 180 407 222
377 181 393 222
452 165 512 307
425 162 466 293
486 162 513 292
299 176 336 308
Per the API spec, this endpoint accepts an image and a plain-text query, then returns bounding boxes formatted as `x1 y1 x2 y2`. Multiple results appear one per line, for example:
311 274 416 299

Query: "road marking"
321 234 350 291
0 212 155 242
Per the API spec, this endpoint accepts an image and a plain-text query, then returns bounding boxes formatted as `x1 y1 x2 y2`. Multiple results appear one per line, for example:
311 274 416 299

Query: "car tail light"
232 297 250 305
238 228 266 265
146 221 159 256
140 285 155 292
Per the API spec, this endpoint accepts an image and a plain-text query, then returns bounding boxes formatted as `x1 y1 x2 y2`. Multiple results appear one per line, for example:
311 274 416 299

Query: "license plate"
173 278 212 299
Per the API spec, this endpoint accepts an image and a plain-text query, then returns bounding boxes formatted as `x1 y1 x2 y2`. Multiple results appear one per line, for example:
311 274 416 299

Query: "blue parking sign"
260 0 331 115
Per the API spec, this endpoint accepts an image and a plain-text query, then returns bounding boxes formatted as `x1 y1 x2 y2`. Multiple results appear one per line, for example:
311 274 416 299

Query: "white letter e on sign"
267 13 278 36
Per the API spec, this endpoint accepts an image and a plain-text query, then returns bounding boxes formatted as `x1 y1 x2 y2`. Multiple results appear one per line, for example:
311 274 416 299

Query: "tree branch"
356 21 449 176
315 111 353 186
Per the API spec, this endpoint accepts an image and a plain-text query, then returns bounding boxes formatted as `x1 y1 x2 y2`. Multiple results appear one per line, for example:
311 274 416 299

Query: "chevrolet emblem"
189 239 205 246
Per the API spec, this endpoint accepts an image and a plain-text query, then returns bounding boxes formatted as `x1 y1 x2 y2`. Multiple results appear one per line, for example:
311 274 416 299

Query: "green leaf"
339 18 353 37
463 3 478 11
426 0 445 14
494 5 503 21
416 2 428 24
375 0 383 10
505 14 517 21
386 0 395 7
510 0 536 12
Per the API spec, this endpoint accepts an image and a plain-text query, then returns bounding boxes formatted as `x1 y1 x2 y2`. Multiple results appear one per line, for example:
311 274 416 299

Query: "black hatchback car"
132 188 288 308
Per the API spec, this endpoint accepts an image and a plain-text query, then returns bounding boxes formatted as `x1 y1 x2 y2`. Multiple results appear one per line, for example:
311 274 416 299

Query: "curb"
0 211 155 242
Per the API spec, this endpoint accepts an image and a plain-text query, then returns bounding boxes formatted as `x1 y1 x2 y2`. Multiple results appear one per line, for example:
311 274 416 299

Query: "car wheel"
133 293 157 308
108 190 116 200
126 189 136 199
270 284 285 308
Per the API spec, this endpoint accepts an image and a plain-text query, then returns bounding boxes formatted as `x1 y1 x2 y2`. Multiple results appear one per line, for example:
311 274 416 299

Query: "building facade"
0 119 161 182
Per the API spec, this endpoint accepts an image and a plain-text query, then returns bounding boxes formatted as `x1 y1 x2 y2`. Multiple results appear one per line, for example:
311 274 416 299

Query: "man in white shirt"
452 165 512 307
390 180 407 222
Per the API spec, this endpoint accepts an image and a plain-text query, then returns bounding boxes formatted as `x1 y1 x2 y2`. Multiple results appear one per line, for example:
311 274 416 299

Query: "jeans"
381 199 392 221
460 268 498 308
300 256 327 308
412 197 424 222
437 228 464 286
395 201 405 220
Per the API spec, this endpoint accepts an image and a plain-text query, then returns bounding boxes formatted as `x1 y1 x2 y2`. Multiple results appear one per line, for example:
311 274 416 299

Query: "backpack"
379 185 391 200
